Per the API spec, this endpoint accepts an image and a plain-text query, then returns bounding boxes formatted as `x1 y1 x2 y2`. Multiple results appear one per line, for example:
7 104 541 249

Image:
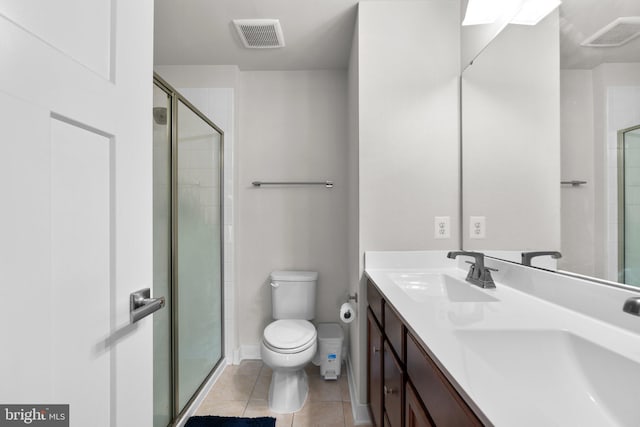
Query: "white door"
0 1 154 426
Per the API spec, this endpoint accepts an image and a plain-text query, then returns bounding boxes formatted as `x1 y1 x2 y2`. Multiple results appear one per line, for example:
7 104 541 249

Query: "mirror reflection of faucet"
447 251 497 289
521 251 562 267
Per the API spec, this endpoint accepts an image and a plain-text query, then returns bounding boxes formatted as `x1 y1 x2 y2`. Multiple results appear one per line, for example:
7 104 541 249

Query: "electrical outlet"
434 216 450 239
470 216 486 239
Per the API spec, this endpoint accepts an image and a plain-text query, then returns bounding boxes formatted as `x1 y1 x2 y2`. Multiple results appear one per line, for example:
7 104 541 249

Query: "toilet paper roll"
339 302 356 324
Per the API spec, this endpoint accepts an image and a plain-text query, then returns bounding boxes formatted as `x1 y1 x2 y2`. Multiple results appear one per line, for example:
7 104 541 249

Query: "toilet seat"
263 319 317 354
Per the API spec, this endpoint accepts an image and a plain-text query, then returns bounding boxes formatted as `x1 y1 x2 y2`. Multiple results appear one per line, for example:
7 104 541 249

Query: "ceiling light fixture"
511 0 561 25
462 0 561 27
462 0 504 26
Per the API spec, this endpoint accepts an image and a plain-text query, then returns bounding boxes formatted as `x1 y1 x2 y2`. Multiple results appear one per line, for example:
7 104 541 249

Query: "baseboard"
239 344 261 361
347 354 372 425
174 357 228 427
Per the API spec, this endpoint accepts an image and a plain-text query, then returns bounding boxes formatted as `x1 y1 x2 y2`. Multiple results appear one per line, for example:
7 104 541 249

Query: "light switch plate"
434 216 450 239
470 216 486 239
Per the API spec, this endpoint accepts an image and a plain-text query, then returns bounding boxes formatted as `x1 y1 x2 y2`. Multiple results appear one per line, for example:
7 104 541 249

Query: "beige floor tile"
260 364 273 377
207 369 258 401
304 363 320 376
225 360 264 377
292 401 345 427
343 402 354 427
196 360 355 424
244 399 293 427
195 399 247 417
250 374 271 400
339 375 350 402
307 374 343 402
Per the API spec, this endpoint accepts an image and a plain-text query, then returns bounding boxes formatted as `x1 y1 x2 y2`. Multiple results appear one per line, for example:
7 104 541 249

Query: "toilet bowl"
261 271 318 413
261 319 317 413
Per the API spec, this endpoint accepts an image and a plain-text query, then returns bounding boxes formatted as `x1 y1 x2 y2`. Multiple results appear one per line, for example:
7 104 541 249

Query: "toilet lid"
263 320 316 350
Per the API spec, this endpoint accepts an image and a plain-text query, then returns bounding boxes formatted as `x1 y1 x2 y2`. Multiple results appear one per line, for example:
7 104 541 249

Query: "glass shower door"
620 125 640 286
153 76 224 425
176 99 223 411
153 83 172 427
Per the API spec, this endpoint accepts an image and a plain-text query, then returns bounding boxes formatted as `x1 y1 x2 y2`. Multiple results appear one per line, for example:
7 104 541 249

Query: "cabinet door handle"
384 386 395 395
372 346 380 354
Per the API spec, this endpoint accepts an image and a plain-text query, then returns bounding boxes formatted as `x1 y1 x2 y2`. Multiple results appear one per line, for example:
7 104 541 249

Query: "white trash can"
317 323 344 380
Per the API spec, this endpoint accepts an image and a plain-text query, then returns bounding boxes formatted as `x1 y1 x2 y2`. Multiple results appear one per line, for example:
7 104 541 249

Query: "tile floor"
195 360 369 427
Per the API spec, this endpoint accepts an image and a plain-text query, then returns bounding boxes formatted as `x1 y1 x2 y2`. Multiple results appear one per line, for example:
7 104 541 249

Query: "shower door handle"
130 288 166 323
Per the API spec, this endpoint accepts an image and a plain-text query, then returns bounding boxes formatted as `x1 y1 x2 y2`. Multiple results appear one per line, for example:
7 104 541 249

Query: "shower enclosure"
153 75 224 426
618 125 640 287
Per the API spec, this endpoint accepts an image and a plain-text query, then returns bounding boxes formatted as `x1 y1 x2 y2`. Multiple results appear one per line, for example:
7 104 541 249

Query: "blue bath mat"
184 416 276 427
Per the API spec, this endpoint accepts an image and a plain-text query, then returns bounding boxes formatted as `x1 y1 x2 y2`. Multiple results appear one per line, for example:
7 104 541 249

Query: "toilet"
260 270 318 413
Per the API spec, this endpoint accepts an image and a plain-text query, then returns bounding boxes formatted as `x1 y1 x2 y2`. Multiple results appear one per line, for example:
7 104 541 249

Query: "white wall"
560 70 595 276
237 70 349 355
358 0 460 253
462 13 560 251
354 0 460 407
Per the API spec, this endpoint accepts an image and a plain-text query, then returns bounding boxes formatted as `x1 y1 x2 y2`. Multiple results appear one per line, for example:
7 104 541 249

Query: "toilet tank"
270 271 318 320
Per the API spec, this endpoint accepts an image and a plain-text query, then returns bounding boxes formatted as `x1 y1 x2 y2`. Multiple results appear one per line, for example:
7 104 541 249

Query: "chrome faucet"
447 251 496 289
623 297 640 316
521 251 562 266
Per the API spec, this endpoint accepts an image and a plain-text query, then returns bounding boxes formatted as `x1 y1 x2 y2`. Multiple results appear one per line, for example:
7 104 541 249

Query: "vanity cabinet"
367 279 484 427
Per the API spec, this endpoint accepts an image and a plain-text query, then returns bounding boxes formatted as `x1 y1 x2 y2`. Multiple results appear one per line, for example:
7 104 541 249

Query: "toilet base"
268 369 309 414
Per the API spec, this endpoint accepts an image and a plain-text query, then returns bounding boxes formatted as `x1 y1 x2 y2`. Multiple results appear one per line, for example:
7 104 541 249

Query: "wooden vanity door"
368 309 384 427
406 381 434 427
384 341 404 427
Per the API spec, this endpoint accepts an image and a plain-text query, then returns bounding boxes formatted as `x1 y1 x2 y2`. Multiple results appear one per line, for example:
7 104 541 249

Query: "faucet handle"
464 261 498 272
623 297 640 316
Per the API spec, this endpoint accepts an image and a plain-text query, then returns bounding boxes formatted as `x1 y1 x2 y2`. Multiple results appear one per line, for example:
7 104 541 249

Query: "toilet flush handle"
270 282 279 288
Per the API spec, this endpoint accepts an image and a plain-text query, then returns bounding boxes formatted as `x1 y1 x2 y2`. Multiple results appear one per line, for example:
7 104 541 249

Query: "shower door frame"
153 73 225 425
617 124 640 284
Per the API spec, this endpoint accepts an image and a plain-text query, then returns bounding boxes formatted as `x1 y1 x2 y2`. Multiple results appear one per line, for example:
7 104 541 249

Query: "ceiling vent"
233 19 285 49
581 17 640 47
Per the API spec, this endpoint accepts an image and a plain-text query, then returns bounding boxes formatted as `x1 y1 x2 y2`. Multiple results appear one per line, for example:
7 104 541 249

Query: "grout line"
241 399 250 417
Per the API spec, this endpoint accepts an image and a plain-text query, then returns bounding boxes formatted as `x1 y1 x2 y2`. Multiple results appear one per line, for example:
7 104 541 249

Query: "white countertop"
364 251 640 427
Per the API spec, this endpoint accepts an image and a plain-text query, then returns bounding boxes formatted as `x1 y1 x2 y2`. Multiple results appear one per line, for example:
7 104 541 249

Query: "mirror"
461 0 640 287
460 0 525 68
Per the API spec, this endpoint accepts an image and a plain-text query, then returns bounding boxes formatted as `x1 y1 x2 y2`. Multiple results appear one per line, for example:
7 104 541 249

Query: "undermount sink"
455 329 640 427
387 272 498 303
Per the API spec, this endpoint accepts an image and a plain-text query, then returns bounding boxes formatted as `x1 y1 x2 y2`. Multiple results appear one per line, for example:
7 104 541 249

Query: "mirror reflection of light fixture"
462 0 505 26
463 0 561 26
511 0 562 25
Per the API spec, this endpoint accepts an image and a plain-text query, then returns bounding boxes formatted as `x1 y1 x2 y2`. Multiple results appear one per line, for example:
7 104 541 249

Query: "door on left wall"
0 2 155 426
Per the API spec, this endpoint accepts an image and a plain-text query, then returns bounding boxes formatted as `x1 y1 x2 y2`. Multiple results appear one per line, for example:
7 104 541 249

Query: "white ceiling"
154 0 640 71
153 0 359 70
560 0 640 69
